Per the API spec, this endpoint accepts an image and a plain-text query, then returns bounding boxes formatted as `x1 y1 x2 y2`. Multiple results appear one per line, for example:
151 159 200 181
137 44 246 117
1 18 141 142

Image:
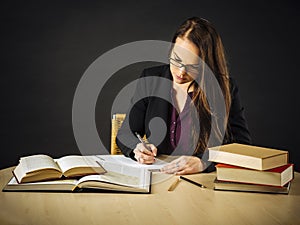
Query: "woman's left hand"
160 156 206 175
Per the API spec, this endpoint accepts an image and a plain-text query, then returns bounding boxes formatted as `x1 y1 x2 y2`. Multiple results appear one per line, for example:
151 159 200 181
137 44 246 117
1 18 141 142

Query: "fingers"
161 158 184 174
134 151 155 164
148 144 157 156
133 143 156 164
174 167 193 175
135 143 154 155
161 156 203 175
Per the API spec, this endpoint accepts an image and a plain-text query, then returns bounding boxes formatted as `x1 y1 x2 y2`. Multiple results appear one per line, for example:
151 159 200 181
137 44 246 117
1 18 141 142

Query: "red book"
216 163 294 186
213 179 291 194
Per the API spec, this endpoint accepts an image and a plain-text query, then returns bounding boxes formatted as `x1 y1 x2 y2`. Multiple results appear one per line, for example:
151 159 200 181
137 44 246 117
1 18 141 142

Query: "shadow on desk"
289 177 300 196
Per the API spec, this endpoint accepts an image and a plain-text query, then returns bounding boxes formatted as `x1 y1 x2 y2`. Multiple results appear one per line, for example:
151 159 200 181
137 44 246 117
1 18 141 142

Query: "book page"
4 177 78 192
56 155 100 173
99 160 142 177
95 155 167 170
93 155 170 186
7 176 77 186
100 171 139 186
79 160 150 189
77 172 140 188
20 154 60 173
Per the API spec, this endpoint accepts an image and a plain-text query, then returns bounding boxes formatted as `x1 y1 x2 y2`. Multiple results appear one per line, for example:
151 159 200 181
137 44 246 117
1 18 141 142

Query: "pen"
96 155 105 161
179 176 206 188
95 161 107 174
95 161 103 167
135 132 151 152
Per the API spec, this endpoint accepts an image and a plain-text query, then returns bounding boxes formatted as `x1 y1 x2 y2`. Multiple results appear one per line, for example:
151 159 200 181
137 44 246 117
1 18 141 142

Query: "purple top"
169 90 194 155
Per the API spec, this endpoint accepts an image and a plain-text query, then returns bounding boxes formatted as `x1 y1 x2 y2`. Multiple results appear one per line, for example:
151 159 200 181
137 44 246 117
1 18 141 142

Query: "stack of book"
208 143 294 194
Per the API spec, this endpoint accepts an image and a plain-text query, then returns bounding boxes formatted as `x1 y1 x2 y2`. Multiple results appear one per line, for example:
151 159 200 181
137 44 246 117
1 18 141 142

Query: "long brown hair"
171 17 231 155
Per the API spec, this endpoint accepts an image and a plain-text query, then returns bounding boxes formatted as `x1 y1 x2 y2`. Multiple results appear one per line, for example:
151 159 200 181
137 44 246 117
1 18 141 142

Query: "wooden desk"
0 166 299 225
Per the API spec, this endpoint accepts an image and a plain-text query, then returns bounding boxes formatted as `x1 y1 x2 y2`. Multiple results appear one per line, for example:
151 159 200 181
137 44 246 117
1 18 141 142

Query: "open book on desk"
4 155 155 193
13 154 106 183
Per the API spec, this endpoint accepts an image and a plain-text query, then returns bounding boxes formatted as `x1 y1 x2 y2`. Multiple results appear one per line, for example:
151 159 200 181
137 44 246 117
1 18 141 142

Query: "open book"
13 154 106 183
5 155 153 193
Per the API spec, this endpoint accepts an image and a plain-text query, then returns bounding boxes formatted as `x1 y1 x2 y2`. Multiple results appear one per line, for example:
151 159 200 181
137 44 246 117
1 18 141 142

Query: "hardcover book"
13 154 106 183
216 163 294 186
208 143 288 170
214 179 291 194
5 156 152 193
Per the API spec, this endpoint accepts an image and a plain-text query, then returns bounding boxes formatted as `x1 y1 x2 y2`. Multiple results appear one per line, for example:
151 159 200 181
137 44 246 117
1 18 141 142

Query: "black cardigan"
116 65 251 170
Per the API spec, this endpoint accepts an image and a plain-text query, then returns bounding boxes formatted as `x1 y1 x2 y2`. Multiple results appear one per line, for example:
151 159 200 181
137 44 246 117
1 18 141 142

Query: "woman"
116 17 251 174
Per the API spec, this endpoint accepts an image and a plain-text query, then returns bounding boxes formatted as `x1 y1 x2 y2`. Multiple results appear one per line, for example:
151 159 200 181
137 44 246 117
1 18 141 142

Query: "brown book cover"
216 163 294 186
209 143 288 170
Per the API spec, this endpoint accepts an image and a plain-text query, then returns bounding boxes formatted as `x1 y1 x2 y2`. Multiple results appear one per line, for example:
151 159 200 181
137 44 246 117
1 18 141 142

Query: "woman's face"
170 37 200 85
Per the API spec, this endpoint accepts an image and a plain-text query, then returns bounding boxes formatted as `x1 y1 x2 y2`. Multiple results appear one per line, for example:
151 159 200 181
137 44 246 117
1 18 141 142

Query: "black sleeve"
226 78 252 144
116 70 148 159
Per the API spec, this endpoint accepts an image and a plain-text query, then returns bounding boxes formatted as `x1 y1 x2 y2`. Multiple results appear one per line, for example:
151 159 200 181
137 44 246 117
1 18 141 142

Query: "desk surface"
0 166 300 225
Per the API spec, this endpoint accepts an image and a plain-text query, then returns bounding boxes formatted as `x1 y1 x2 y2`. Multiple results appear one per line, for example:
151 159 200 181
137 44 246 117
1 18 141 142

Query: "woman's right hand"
133 143 157 164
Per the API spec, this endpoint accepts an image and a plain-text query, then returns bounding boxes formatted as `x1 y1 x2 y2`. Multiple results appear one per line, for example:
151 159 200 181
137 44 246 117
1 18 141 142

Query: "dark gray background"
1 0 299 171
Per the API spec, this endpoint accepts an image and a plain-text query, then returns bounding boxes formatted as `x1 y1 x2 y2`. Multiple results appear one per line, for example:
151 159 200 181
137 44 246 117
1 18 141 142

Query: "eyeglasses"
169 57 200 75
